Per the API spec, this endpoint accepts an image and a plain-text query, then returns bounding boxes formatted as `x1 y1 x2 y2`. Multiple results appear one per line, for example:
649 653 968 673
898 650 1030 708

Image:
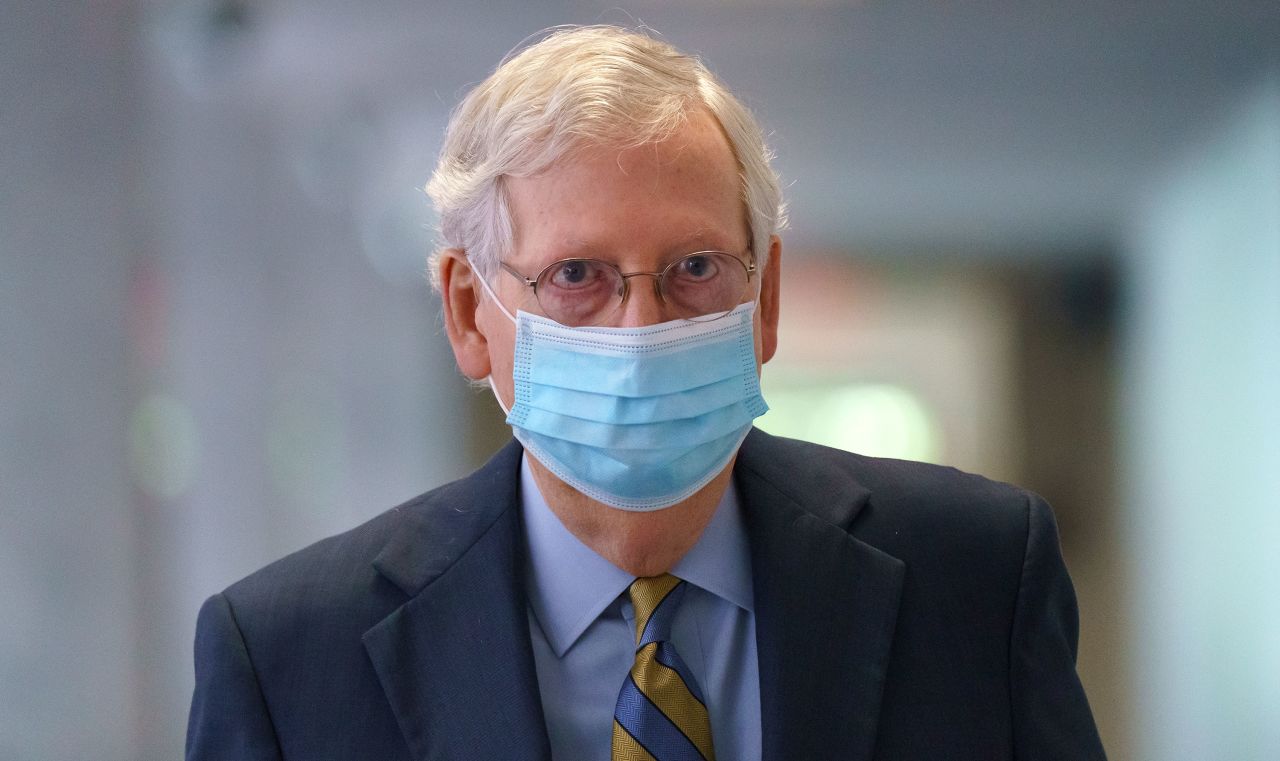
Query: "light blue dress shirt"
520 455 762 761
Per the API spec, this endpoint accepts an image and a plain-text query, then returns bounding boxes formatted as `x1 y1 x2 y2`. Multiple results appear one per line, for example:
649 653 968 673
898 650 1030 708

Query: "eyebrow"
557 238 606 257
675 227 732 248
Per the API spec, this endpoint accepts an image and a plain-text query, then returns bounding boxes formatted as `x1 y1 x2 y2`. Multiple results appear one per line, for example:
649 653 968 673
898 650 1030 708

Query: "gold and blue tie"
612 574 716 761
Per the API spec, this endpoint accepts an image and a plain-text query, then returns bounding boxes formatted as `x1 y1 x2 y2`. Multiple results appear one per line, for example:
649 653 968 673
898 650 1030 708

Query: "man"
187 25 1106 761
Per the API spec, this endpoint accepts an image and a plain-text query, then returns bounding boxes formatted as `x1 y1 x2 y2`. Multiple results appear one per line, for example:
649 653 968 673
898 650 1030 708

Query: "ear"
758 235 782 364
439 249 492 380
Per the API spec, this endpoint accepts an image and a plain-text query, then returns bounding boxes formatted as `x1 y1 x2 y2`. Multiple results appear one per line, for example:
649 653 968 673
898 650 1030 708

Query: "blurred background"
2 1 1277 758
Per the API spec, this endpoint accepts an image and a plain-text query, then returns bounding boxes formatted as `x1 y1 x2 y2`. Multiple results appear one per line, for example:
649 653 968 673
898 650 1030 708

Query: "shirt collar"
520 454 754 658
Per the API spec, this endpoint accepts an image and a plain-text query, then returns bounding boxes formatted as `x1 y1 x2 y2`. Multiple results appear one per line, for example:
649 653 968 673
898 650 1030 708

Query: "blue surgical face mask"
475 271 768 511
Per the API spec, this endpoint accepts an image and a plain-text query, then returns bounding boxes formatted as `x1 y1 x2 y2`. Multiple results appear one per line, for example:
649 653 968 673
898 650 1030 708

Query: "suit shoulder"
215 439 524 630
742 430 1039 555
749 434 1049 617
746 430 1035 513
841 453 1047 590
219 489 432 618
850 450 1033 516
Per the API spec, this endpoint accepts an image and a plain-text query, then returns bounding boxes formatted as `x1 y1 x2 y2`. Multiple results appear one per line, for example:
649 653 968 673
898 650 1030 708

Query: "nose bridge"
616 270 667 327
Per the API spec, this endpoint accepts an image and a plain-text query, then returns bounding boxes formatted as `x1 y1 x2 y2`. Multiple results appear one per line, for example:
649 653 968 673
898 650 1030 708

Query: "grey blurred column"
136 2 475 757
1 1 481 757
0 3 142 760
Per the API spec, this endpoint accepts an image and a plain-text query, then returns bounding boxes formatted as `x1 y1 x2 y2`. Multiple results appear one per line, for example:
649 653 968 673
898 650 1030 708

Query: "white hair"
425 25 787 288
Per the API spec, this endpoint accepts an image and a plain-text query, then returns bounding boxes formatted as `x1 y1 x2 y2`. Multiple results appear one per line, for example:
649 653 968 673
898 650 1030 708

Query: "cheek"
487 329 518 406
475 299 518 379
488 332 514 374
493 349 514 386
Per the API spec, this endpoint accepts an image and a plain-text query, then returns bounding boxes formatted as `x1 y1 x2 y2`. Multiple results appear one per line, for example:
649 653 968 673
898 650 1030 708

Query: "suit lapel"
362 441 551 761
737 430 905 761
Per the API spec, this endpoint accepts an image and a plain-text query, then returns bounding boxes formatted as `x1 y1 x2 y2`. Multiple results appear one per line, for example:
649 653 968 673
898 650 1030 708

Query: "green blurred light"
129 393 199 500
758 381 941 462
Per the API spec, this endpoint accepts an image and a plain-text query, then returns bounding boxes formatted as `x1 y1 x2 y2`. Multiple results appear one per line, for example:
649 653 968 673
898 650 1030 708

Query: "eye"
546 259 602 289
535 259 622 325
672 253 721 282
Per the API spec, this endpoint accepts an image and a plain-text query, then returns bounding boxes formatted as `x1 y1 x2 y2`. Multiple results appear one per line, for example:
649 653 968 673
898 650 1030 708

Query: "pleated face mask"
477 272 768 511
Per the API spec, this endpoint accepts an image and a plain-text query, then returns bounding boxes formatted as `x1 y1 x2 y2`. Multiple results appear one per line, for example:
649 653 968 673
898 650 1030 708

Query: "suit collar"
736 429 906 761
370 439 524 596
363 440 552 761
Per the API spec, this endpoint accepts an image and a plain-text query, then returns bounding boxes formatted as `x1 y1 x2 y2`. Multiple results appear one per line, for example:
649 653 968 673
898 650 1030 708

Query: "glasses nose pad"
615 273 663 302
652 274 668 303
611 273 667 325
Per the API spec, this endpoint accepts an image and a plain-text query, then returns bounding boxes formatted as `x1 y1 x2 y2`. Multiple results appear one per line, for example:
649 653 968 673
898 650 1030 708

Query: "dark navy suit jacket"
187 429 1106 760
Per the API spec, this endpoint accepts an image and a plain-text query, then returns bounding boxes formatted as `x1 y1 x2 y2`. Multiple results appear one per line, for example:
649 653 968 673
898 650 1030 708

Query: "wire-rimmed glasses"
498 251 757 327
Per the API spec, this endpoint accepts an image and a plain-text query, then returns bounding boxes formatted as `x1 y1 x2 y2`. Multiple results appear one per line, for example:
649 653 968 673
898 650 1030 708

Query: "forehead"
504 110 747 263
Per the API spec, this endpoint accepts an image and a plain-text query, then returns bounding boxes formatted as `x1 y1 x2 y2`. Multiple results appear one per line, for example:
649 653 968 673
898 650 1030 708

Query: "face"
441 109 782 410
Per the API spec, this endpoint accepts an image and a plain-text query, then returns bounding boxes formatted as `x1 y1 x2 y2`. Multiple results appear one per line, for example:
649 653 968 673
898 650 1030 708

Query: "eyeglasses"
498 251 757 327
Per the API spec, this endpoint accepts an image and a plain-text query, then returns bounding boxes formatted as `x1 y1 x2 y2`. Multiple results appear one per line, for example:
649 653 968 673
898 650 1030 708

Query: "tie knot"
628 573 687 647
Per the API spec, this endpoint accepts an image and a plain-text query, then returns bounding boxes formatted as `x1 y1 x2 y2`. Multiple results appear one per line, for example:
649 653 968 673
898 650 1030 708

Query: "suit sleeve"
1009 494 1107 760
186 593 284 761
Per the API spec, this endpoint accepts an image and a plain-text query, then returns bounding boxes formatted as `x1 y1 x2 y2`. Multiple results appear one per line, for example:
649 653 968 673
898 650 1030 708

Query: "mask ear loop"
487 375 512 416
468 256 518 324
467 256 516 415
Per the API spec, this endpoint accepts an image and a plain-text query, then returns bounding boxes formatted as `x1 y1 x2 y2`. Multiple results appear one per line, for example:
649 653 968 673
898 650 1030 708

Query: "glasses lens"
662 252 751 320
535 259 623 326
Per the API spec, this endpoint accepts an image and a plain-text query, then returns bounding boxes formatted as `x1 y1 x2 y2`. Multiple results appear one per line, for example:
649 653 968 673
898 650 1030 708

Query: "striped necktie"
612 574 716 761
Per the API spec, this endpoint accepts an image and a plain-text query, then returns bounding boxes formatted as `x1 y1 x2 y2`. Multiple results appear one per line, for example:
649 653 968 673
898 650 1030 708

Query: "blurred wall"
2 2 476 758
1 4 141 758
2 2 1277 759
1123 72 1280 760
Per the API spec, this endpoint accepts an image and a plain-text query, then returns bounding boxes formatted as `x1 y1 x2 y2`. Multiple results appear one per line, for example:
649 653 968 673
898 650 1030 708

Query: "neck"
526 455 732 578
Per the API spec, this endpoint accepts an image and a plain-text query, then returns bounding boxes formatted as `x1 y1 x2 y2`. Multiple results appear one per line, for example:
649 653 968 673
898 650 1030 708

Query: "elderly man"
187 25 1105 761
